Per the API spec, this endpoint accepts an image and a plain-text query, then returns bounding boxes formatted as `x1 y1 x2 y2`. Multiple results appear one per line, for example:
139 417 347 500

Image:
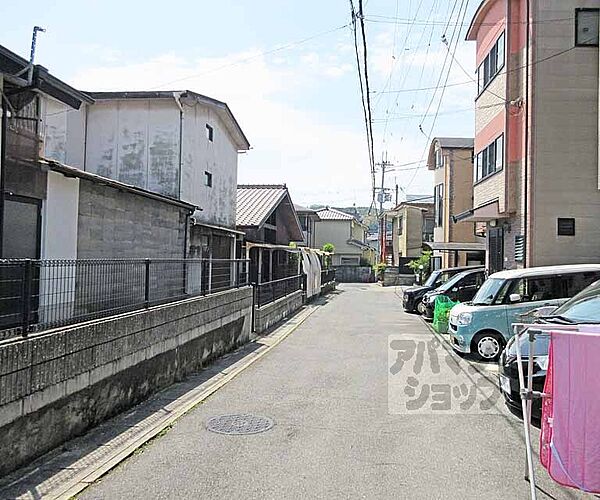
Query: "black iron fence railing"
321 268 336 286
255 275 303 308
0 258 249 339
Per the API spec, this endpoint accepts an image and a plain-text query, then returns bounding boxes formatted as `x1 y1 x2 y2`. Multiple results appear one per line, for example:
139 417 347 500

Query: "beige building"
459 0 600 272
313 207 374 266
426 137 485 269
387 202 434 268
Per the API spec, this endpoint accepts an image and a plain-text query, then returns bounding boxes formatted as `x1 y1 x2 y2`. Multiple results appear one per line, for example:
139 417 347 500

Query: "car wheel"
472 331 504 361
416 301 425 315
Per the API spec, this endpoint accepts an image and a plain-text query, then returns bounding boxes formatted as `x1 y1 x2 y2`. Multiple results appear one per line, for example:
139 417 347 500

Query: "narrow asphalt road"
81 284 588 499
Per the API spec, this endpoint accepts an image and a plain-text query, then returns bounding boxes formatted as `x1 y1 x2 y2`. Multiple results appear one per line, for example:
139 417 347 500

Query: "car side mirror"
452 287 458 293
509 293 521 303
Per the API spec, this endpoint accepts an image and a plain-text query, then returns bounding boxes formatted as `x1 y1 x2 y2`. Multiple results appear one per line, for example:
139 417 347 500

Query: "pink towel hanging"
540 327 600 493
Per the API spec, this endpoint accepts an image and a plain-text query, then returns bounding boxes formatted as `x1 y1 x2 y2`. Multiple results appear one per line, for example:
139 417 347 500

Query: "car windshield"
548 280 600 323
472 278 504 305
424 271 441 287
437 272 468 292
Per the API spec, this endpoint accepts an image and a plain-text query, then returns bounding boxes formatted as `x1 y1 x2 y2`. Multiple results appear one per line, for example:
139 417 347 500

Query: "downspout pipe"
523 0 531 267
172 92 184 200
0 94 6 257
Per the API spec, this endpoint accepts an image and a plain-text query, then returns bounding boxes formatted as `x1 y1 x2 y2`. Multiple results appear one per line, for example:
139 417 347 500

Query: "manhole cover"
206 414 274 435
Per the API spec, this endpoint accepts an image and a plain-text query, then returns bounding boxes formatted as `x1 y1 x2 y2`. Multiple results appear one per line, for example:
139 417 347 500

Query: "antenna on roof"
28 26 46 84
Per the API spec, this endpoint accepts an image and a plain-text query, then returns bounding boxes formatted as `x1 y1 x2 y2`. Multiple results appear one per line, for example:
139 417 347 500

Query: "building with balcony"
458 0 600 272
426 137 485 269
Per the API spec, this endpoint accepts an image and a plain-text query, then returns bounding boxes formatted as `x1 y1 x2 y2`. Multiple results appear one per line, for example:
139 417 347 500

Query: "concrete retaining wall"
333 266 374 283
254 290 303 333
382 269 416 287
0 287 253 476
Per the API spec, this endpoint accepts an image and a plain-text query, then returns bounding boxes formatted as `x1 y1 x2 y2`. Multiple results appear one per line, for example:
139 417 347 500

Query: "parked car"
421 268 486 321
498 278 600 419
448 264 600 361
402 265 483 313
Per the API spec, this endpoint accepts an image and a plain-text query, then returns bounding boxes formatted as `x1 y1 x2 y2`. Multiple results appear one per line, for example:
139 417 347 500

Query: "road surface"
81 284 587 499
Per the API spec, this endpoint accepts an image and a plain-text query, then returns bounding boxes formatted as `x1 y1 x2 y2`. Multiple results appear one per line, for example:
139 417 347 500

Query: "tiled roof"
315 207 356 221
236 185 288 226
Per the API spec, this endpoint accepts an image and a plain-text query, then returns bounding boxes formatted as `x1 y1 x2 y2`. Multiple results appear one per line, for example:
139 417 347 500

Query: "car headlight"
457 312 472 326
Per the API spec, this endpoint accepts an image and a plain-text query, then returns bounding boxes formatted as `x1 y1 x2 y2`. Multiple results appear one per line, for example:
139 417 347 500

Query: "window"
557 217 575 236
576 9 600 46
299 215 308 232
562 271 600 297
507 276 562 303
206 124 214 141
422 217 434 242
434 184 444 227
474 222 486 238
204 171 213 187
435 149 444 169
475 134 504 182
398 215 404 235
477 32 505 94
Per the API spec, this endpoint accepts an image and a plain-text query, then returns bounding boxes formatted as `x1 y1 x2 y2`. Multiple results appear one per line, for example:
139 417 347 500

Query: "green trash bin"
432 295 459 334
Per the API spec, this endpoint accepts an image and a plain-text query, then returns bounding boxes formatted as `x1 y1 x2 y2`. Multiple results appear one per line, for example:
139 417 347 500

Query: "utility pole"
375 152 392 264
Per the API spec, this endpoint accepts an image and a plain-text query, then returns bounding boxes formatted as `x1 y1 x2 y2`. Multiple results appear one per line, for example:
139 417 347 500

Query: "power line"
406 0 472 191
358 0 376 181
150 23 350 90
372 79 474 94
364 14 574 27
350 0 375 206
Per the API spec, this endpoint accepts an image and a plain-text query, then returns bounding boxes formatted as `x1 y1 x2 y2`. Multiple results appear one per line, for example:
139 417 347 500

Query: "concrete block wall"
333 266 374 283
254 290 303 334
77 178 187 259
382 268 415 287
0 286 252 476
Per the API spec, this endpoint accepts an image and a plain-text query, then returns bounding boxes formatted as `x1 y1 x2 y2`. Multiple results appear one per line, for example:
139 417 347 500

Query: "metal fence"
254 274 303 308
321 268 336 286
0 258 249 338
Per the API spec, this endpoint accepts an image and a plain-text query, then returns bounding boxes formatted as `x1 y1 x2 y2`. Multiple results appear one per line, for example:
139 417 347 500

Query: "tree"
322 243 335 268
407 251 432 283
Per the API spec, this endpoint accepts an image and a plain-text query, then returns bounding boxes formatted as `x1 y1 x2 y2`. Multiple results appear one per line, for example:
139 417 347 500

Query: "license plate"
499 375 511 394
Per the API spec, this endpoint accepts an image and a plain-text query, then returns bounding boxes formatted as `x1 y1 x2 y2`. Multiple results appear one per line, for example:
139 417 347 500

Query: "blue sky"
0 0 479 208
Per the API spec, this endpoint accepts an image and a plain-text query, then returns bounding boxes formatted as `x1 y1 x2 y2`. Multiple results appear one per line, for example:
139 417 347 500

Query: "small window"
495 135 504 170
398 215 404 235
474 222 486 238
204 171 213 187
434 184 444 227
576 9 600 46
206 124 214 141
435 149 444 169
557 218 575 236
